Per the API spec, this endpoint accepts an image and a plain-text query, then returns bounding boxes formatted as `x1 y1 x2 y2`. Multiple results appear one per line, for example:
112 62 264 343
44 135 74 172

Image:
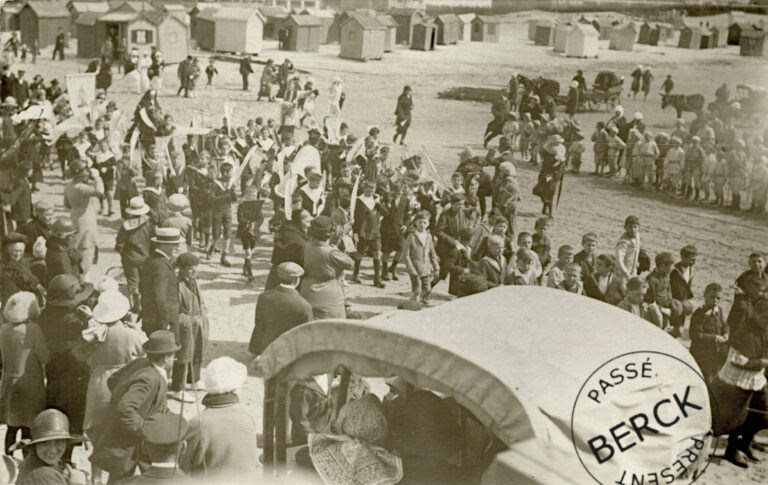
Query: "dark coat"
726 294 756 335
239 57 253 76
264 224 308 291
395 92 413 122
669 262 694 300
116 216 152 265
689 305 728 380
8 177 32 224
142 188 169 226
353 196 385 240
90 358 168 476
38 305 90 434
139 252 180 335
177 275 208 365
45 237 83 281
0 258 40 305
249 286 313 355
471 256 510 288
566 87 579 116
18 217 49 256
583 272 616 302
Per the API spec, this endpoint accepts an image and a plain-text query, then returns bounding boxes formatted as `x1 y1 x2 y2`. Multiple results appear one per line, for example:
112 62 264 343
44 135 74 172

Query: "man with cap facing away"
91 331 180 483
141 170 169 227
114 412 188 484
180 357 259 482
139 228 181 338
250 262 313 356
45 218 84 282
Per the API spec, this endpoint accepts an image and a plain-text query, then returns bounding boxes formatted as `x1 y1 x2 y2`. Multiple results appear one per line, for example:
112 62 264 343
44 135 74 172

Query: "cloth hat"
546 134 564 145
2 232 27 246
2 96 18 108
143 330 181 354
125 196 150 216
51 218 76 238
67 160 89 178
363 180 376 189
277 262 304 280
167 193 189 211
308 170 323 181
34 200 54 213
609 126 619 134
151 227 182 244
26 409 86 447
614 105 624 115
634 112 643 120
570 80 579 88
311 215 333 233
582 232 598 244
691 135 701 142
3 292 40 324
336 394 389 443
204 357 247 395
92 290 130 324
47 274 94 307
176 252 200 267
141 412 187 446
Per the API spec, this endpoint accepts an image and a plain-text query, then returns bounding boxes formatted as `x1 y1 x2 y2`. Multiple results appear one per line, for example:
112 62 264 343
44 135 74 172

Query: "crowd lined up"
0 46 766 484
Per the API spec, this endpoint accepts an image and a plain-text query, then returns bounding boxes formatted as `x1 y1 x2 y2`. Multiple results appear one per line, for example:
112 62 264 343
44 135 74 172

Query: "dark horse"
661 93 705 119
517 74 560 102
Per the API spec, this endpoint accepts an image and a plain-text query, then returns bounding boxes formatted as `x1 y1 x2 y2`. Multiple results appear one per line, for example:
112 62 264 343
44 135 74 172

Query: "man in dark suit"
53 28 66 60
139 228 181 336
264 209 311 290
250 262 313 355
176 56 191 97
13 70 30 108
239 54 253 91
90 331 180 482
7 161 33 230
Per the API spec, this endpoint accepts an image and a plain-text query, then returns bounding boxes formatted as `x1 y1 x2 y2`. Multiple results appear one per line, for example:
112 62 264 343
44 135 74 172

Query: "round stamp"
571 350 716 485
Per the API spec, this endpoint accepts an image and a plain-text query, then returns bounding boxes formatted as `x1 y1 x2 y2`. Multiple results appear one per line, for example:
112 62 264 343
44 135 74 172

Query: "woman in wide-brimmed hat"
15 409 88 485
37 275 94 456
0 292 50 455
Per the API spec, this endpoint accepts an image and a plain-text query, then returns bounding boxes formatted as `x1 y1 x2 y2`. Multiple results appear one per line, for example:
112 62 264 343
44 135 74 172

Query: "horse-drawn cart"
556 71 622 112
735 84 768 126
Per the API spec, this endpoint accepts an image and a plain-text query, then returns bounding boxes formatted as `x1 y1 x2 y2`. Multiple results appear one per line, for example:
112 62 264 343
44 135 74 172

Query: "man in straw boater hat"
14 409 88 484
114 412 189 484
90 330 180 483
139 227 181 337
117 196 153 313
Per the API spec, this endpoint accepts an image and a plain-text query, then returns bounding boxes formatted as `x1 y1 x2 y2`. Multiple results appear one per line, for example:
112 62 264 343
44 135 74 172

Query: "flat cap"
141 412 187 446
277 262 304 279
176 252 200 267
311 215 333 232
625 215 640 226
3 232 28 245
582 232 598 244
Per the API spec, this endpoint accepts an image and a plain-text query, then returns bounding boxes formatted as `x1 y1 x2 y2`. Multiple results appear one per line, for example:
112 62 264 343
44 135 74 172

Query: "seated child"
584 254 617 302
508 249 538 286
557 263 583 294
546 245 575 288
618 277 663 327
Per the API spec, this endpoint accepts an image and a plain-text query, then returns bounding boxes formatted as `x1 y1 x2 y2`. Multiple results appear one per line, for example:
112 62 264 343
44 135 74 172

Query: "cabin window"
131 29 153 45
488 23 496 35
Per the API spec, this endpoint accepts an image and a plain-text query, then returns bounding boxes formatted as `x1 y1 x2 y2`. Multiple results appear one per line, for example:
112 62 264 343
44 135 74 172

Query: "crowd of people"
0 40 766 483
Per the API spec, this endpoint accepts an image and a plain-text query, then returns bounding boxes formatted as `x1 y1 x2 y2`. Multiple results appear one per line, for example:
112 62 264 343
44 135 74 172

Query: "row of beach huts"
527 12 767 57
0 1 513 63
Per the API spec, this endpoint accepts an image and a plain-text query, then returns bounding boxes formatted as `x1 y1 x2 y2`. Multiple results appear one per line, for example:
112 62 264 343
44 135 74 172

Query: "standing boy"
689 283 728 382
352 180 387 288
403 210 439 306
206 162 237 267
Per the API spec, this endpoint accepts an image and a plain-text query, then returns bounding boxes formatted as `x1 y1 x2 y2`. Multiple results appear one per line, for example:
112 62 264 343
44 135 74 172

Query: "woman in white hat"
180 357 259 481
80 290 146 437
0 292 50 455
